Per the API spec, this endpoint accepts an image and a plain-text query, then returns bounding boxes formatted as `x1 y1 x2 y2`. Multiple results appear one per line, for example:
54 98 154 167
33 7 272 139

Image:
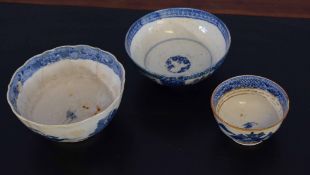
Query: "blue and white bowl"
211 75 289 146
125 8 231 86
7 45 125 142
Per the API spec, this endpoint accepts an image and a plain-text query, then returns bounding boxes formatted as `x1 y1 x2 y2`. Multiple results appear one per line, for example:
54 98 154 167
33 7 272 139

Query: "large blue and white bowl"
125 8 231 86
7 45 125 142
211 75 289 146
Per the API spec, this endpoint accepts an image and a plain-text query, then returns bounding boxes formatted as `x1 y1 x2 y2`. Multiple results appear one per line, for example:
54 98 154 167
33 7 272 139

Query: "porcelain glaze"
125 8 231 86
7 45 125 142
211 75 289 146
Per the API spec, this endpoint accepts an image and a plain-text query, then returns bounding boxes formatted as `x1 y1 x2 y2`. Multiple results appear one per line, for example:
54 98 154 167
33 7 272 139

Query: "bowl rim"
210 75 290 132
7 45 126 127
124 7 231 80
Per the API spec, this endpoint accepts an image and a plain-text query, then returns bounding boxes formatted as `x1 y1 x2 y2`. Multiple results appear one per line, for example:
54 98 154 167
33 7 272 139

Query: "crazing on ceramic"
211 75 289 146
125 8 231 86
7 45 125 142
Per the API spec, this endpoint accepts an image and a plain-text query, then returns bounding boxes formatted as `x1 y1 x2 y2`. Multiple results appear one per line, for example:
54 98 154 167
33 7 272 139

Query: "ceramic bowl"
211 75 289 146
125 8 231 86
7 45 125 142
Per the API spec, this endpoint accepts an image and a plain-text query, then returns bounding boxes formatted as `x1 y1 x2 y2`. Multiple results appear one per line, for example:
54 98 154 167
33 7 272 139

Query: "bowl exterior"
139 58 225 86
7 45 125 142
214 118 282 146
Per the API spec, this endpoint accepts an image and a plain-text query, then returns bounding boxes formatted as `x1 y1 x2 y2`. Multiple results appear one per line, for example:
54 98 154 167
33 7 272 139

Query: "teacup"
211 75 289 146
7 45 125 142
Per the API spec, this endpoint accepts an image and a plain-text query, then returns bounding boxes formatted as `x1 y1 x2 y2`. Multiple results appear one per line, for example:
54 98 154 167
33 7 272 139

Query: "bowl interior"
127 8 230 77
212 75 289 130
8 46 124 125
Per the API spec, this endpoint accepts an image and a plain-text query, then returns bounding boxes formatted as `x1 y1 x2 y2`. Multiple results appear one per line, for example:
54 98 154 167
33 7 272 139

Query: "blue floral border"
125 8 231 54
212 75 289 113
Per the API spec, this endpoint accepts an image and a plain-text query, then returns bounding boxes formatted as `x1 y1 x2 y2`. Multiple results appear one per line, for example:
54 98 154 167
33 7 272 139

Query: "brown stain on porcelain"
82 105 89 109
93 105 101 115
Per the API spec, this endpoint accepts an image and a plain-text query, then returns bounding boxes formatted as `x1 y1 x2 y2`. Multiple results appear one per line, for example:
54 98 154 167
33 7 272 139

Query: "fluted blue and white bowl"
211 75 289 146
7 45 125 142
125 8 231 86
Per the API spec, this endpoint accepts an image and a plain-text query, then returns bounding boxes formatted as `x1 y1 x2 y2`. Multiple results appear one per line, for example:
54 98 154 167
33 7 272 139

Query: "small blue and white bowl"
125 8 231 86
211 75 289 146
7 45 125 142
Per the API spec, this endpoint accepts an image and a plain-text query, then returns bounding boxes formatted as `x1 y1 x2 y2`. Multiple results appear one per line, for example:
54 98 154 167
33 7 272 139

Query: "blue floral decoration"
65 110 77 123
88 109 118 137
139 58 225 86
165 55 191 73
243 122 258 129
218 123 273 144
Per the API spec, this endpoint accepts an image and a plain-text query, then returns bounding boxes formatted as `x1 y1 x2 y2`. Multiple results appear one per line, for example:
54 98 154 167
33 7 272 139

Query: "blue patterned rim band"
212 75 289 113
8 45 124 112
125 8 231 56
